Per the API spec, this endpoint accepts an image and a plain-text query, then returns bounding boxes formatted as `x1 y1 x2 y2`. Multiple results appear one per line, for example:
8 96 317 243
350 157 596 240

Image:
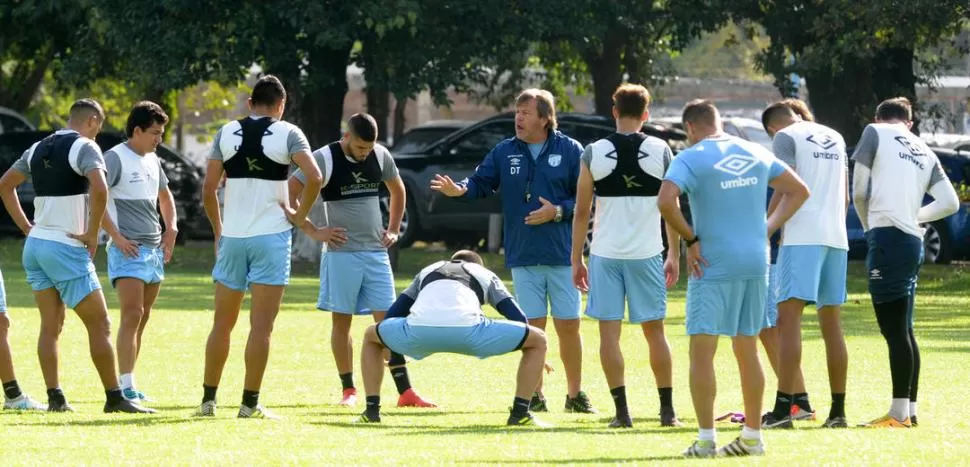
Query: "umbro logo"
894 136 926 157
870 269 882 280
714 154 758 177
806 133 837 150
129 171 144 183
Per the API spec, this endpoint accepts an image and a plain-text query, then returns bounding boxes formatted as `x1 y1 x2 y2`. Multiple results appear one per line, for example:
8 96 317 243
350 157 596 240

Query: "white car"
0 107 36 134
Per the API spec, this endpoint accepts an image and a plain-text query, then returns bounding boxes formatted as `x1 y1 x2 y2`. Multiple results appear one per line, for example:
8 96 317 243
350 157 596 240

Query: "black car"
389 120 474 154
384 112 689 249
0 131 210 242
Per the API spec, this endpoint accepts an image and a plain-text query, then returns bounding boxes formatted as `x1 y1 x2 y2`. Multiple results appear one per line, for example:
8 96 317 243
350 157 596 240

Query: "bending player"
357 250 550 427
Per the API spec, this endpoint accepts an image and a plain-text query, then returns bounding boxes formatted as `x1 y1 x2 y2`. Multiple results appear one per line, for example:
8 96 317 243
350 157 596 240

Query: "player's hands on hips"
572 261 589 292
664 255 680 288
68 231 100 259
381 230 399 248
305 225 348 247
111 234 139 258
430 174 467 197
161 229 177 263
280 203 307 229
686 242 708 279
524 197 556 225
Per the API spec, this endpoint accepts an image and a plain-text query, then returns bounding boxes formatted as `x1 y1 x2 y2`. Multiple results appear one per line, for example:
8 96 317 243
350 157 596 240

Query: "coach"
430 89 595 414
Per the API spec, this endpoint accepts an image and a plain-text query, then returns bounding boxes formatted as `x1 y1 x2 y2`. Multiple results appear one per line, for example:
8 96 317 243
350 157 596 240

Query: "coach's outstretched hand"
430 174 467 197
686 242 708 279
68 231 99 259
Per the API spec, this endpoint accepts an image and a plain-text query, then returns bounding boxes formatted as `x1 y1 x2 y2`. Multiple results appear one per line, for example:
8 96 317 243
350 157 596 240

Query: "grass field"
0 238 968 465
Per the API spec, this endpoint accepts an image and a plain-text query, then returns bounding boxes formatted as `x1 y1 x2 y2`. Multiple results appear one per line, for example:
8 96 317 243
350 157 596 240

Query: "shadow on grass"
457 456 689 464
18 416 210 427
375 424 697 436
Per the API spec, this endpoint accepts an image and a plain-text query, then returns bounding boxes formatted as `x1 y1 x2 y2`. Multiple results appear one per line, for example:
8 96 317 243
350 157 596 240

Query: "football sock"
242 390 259 409
2 380 22 399
365 395 381 418
890 398 910 421
658 387 673 409
47 387 66 406
391 367 412 395
741 425 762 441
830 393 846 419
120 373 134 390
771 391 792 418
106 388 124 405
511 397 530 418
340 372 355 391
202 385 218 404
698 428 716 442
610 386 629 419
794 392 812 412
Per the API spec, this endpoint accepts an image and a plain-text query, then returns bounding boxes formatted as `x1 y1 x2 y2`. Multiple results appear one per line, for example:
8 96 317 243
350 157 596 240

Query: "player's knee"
553 318 579 333
640 319 665 337
525 327 548 351
120 306 145 327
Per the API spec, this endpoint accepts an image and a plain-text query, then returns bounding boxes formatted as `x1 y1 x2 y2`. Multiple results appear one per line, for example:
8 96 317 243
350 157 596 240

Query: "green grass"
0 238 968 465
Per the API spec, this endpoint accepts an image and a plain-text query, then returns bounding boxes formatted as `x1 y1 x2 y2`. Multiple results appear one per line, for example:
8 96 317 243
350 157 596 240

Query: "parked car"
389 120 474 154
385 112 689 249
0 131 211 242
847 145 970 264
0 107 36 134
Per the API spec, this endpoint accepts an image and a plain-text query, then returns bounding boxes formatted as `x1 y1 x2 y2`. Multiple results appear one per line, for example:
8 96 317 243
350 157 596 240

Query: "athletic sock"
365 395 381 419
698 428 716 442
829 393 846 419
106 388 124 405
771 391 792 418
794 392 812 412
658 387 673 409
610 386 629 419
890 398 910 421
47 388 66 406
391 367 412 395
2 380 22 399
511 397 530 418
741 425 762 441
242 390 259 409
340 372 355 391
909 401 918 418
120 373 135 391
202 385 218 404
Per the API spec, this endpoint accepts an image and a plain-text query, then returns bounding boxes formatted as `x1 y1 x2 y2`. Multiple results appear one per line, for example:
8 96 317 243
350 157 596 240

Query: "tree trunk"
583 30 627 117
393 98 407 142
805 59 875 144
365 84 391 143
0 49 54 112
289 44 352 261
871 47 919 134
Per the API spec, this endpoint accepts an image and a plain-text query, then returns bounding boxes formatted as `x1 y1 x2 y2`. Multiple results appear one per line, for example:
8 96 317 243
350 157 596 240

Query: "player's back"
668 135 782 281
215 117 304 238
407 260 501 327
776 121 848 249
861 123 945 238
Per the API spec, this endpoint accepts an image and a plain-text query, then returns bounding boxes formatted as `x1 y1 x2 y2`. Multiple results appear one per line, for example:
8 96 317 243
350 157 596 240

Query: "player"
571 83 680 428
101 101 178 402
197 75 323 419
760 101 850 429
1 267 46 411
659 100 809 457
289 113 433 408
431 89 595 414
852 97 958 428
0 99 153 414
356 250 550 427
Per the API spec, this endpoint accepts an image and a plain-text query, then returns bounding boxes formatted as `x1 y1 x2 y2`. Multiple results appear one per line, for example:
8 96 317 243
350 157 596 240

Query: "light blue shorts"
777 245 848 308
586 254 666 323
317 250 395 314
212 231 292 291
511 265 580 320
376 317 529 360
765 264 778 328
685 277 768 337
0 268 6 312
22 237 101 309
108 244 164 287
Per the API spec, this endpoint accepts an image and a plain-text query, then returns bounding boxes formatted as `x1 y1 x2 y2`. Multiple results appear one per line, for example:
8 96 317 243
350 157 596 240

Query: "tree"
726 0 969 141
